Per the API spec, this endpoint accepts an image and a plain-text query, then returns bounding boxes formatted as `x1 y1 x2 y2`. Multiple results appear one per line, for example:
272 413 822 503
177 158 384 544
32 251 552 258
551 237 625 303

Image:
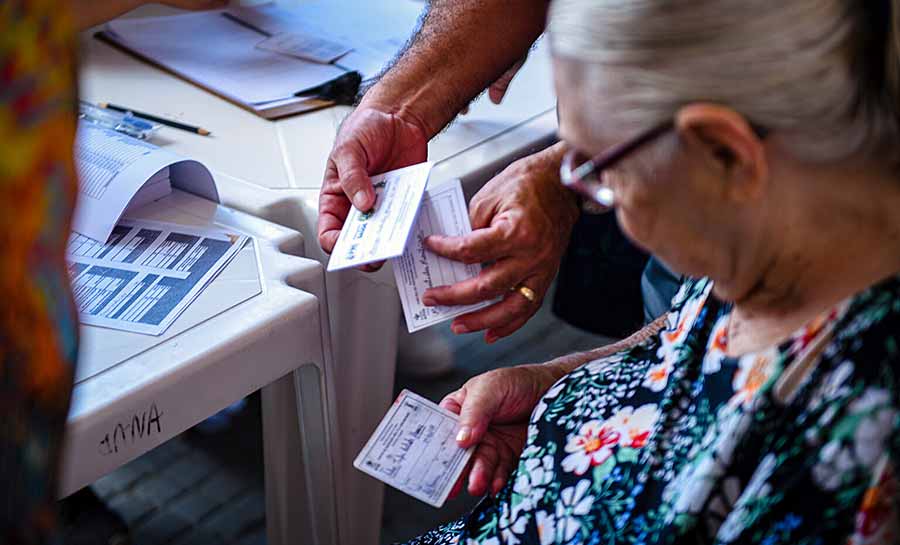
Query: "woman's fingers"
467 442 500 496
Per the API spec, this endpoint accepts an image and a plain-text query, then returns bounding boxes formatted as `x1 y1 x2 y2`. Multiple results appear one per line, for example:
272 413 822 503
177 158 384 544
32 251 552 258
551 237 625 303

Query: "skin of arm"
541 314 669 381
363 0 551 138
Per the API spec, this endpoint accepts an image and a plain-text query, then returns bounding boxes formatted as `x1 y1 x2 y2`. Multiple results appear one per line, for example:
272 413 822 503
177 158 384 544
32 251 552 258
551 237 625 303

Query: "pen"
98 103 212 136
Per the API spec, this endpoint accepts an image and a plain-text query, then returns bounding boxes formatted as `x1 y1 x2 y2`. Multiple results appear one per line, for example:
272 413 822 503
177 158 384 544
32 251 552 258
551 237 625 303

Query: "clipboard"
94 12 355 121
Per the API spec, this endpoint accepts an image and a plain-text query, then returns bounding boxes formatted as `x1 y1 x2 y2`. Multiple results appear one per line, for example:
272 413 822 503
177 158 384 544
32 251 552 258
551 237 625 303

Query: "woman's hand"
440 363 565 497
423 143 580 342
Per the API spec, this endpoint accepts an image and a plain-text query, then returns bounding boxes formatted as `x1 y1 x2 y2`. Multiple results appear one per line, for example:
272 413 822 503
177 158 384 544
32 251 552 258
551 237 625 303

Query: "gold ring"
512 285 536 303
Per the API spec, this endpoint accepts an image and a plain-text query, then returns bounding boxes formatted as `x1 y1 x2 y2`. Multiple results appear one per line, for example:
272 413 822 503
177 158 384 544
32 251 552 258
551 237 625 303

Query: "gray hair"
548 0 900 163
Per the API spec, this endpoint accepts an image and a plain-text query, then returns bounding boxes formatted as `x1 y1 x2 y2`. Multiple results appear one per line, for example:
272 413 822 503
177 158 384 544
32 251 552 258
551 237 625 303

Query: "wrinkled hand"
423 143 579 342
317 106 428 270
441 364 562 497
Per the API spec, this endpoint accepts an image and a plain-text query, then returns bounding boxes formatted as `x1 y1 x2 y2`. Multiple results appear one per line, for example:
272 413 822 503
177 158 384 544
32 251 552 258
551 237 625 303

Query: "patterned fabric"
1 2 79 544
402 275 900 545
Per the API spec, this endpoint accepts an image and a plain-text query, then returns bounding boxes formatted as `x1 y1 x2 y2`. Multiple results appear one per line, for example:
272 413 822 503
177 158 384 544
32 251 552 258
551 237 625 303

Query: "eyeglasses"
559 120 675 211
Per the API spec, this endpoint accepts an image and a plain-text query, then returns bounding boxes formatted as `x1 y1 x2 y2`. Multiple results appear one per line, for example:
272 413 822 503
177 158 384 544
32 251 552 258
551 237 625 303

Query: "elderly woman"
402 1 900 544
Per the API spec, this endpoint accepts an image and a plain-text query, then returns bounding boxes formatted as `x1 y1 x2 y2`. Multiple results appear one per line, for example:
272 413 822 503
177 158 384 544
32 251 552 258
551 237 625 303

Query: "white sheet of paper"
354 390 473 508
73 123 217 242
255 31 352 64
228 1 424 80
104 11 345 105
66 219 250 336
327 162 432 272
392 180 493 332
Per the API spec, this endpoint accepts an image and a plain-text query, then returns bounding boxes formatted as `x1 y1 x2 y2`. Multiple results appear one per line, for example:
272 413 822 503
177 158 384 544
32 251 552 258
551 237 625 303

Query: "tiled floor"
81 296 610 545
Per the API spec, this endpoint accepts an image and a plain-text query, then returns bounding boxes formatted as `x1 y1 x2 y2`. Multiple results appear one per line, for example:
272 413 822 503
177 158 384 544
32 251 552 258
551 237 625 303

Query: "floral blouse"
1 2 79 543
403 275 900 545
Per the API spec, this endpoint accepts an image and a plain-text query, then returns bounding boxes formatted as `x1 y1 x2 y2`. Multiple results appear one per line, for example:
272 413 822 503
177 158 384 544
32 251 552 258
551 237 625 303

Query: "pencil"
98 103 211 136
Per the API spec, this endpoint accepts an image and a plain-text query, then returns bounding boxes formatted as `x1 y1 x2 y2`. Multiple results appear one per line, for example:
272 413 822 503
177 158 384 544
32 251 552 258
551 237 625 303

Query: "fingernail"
352 190 368 209
452 323 469 335
456 426 471 444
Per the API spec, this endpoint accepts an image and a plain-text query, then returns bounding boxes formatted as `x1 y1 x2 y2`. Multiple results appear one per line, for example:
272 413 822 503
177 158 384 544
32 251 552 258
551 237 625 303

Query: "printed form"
73 123 217 242
393 180 492 332
354 390 473 508
67 219 249 335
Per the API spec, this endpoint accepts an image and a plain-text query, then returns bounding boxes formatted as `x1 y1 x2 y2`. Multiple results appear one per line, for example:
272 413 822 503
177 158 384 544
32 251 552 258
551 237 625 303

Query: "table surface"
65 191 326 488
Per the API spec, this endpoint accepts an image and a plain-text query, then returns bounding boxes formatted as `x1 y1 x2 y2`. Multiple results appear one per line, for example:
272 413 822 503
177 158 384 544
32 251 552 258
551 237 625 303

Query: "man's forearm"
364 0 549 138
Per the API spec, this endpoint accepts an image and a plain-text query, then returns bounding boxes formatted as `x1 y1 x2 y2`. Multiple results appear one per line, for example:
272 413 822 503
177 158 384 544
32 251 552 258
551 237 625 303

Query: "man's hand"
460 55 527 115
317 106 428 270
423 143 579 342
441 363 563 497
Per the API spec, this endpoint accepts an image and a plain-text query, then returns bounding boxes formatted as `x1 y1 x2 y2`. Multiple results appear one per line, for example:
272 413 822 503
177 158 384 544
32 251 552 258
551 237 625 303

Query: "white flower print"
609 404 660 449
854 407 898 468
499 500 528 545
703 314 730 375
716 454 776 543
532 381 567 422
534 510 556 545
642 361 673 392
729 351 777 410
468 538 499 545
812 440 856 490
554 480 594 542
561 419 621 475
664 408 753 518
812 387 899 491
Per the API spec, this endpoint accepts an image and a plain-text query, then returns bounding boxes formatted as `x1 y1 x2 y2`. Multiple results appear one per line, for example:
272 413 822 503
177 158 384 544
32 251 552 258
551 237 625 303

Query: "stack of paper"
98 1 425 119
228 0 425 80
73 122 218 242
67 219 250 336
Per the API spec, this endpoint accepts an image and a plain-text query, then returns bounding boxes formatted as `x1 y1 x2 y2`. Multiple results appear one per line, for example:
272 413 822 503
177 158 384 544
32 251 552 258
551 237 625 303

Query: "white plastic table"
78 7 558 543
61 190 340 545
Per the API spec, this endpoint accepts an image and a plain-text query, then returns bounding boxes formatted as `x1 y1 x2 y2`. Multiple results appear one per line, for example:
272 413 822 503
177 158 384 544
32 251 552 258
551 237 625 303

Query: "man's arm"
319 0 549 251
364 0 550 139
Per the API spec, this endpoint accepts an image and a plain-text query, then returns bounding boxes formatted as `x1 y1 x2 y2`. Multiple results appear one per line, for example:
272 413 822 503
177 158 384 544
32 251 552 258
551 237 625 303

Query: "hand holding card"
354 390 473 508
327 162 432 272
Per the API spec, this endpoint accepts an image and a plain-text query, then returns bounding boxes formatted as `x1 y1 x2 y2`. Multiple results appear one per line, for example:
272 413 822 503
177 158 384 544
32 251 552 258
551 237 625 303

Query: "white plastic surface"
78 5 559 543
63 190 340 545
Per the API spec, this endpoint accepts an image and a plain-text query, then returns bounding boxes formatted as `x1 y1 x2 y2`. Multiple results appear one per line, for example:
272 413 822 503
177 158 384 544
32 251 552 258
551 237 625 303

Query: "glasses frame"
560 120 675 210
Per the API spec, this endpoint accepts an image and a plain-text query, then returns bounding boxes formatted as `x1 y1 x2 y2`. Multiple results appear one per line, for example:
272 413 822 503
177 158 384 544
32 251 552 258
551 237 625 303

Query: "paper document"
67 219 249 336
255 31 352 64
229 1 424 79
354 390 474 508
104 11 346 105
73 123 217 242
327 162 432 272
393 180 492 332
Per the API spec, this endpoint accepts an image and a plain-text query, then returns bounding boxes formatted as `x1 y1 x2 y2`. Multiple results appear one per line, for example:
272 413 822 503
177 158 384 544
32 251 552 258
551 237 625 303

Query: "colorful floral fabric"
402 275 900 545
1 2 79 543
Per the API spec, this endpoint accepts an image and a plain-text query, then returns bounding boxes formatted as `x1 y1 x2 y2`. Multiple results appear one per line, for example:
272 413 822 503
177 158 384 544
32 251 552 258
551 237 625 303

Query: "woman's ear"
675 103 768 202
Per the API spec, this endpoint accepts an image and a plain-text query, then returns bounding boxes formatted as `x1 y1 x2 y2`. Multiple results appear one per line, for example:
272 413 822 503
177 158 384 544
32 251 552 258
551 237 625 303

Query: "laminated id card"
354 390 474 508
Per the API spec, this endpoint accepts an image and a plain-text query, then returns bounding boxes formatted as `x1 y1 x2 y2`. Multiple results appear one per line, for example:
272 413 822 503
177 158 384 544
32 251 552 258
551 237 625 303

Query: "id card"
327 162 432 271
392 180 493 332
353 390 473 508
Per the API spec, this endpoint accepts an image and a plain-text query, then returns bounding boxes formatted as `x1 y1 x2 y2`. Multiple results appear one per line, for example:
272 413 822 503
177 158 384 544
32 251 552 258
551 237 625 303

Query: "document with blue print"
354 390 474 508
392 180 493 332
67 219 249 335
